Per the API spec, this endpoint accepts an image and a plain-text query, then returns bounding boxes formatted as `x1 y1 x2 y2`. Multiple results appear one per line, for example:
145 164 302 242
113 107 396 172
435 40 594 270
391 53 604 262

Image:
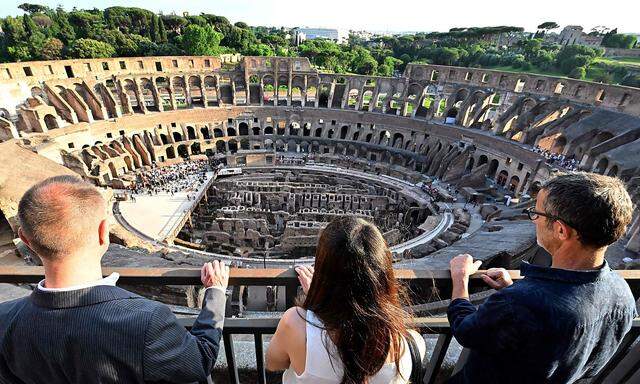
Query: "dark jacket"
447 261 637 384
0 285 226 383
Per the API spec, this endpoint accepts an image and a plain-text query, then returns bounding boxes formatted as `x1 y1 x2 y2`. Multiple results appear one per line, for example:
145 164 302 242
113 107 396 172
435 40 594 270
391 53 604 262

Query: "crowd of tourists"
531 145 580 171
129 159 210 196
1 172 637 384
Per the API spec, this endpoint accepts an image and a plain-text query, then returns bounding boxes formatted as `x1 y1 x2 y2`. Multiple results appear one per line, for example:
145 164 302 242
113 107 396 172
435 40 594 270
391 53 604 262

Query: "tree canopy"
0 4 636 88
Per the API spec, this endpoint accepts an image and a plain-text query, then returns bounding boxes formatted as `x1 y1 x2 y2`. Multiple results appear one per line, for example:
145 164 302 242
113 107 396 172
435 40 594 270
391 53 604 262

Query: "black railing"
1 266 639 384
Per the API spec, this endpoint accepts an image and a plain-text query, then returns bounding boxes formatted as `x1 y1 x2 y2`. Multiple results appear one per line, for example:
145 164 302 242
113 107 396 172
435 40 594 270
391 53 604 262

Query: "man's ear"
98 219 109 246
18 227 32 249
555 220 571 241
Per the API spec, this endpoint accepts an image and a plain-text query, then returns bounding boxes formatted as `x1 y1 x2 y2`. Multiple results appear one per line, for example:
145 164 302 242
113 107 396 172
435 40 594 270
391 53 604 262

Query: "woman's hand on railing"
295 265 314 295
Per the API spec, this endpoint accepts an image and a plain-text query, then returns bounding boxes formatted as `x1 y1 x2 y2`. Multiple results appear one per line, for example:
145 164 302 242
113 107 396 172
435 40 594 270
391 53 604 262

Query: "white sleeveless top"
282 310 424 384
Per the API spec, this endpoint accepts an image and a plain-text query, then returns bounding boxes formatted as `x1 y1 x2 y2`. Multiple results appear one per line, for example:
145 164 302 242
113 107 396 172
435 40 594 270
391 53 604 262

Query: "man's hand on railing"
482 268 514 290
295 265 314 295
201 261 229 289
450 254 482 300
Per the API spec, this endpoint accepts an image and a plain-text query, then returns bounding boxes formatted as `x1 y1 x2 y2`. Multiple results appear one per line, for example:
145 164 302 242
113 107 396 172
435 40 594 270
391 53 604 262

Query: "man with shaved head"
0 175 229 383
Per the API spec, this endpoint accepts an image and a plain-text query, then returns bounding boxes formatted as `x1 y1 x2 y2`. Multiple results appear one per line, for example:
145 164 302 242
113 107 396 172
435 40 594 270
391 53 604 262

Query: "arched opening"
487 159 499 178
509 175 520 192
172 132 183 142
264 126 273 135
214 128 224 138
289 122 300 136
240 139 250 150
191 142 201 155
160 134 169 145
478 155 488 167
595 158 608 174
177 144 189 158
392 133 404 149
44 114 58 130
340 125 349 140
187 126 196 140
252 127 261 135
239 122 249 136
315 128 323 138
228 139 238 153
497 170 509 187
607 165 619 177
227 127 237 136
216 141 226 153
166 147 175 159
200 127 211 140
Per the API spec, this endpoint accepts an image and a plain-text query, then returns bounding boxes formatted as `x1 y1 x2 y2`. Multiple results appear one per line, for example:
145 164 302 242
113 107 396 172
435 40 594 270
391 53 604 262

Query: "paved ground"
118 171 214 241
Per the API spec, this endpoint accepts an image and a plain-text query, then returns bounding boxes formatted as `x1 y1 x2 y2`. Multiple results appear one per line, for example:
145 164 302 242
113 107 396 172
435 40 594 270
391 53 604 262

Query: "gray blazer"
0 285 226 383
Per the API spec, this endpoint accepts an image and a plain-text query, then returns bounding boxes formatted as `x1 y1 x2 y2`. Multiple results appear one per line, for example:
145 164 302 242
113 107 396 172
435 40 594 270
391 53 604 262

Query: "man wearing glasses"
447 172 637 384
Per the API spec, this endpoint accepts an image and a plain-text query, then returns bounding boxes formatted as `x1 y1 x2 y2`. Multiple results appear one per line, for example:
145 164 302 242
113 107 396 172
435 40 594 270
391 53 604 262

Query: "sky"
3 0 639 34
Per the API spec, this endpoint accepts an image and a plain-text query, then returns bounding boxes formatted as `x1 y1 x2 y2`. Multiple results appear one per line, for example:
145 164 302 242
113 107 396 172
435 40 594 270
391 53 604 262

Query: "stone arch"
166 146 176 159
264 126 274 135
487 159 499 178
497 170 509 187
392 132 404 149
214 128 224 138
177 144 189 158
160 134 169 145
172 131 183 142
340 125 349 140
200 127 211 140
227 127 237 136
191 142 201 155
594 157 608 174
228 139 238 153
44 114 58 130
239 122 249 136
187 126 197 140
509 175 520 192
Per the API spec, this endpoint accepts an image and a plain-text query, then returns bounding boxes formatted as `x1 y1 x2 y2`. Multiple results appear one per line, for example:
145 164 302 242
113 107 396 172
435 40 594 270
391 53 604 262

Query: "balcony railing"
1 266 639 384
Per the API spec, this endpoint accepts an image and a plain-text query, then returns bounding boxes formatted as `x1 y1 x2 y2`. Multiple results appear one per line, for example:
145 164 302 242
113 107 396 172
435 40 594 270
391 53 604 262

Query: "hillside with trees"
1 3 639 87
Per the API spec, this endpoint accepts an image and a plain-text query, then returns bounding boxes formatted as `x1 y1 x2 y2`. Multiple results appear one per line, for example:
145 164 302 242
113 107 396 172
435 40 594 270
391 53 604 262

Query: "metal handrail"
1 266 638 384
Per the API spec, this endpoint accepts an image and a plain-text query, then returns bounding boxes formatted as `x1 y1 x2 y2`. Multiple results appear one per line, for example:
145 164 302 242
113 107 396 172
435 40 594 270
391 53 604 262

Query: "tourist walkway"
117 171 215 241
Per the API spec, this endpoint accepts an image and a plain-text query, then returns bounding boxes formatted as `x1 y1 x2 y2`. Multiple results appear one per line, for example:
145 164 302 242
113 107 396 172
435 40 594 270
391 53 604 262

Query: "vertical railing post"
223 333 239 384
285 282 298 309
254 333 267 384
422 333 453 384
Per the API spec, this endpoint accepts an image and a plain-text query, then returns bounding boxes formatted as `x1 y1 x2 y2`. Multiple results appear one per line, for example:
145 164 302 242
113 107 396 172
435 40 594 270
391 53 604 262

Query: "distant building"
558 26 603 47
294 28 347 44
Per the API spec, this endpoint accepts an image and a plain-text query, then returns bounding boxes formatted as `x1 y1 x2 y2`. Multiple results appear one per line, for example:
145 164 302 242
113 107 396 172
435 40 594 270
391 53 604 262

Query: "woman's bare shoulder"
280 306 307 332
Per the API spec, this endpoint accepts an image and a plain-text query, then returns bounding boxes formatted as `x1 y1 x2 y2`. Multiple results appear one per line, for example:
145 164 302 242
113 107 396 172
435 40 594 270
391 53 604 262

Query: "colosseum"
0 54 639 310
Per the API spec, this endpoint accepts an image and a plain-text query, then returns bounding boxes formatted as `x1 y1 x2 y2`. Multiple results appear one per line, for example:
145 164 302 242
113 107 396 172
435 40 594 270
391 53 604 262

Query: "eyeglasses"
524 207 554 221
524 207 574 228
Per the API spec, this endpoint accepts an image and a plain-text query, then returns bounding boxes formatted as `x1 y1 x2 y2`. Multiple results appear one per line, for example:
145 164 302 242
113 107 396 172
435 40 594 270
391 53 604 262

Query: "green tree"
53 7 76 44
67 38 115 58
18 3 50 14
569 66 586 79
158 17 168 43
41 37 64 59
350 47 378 75
378 56 402 76
182 24 223 56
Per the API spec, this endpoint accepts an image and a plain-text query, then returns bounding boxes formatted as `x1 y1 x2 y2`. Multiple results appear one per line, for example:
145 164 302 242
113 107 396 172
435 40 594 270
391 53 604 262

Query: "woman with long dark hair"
266 216 425 383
